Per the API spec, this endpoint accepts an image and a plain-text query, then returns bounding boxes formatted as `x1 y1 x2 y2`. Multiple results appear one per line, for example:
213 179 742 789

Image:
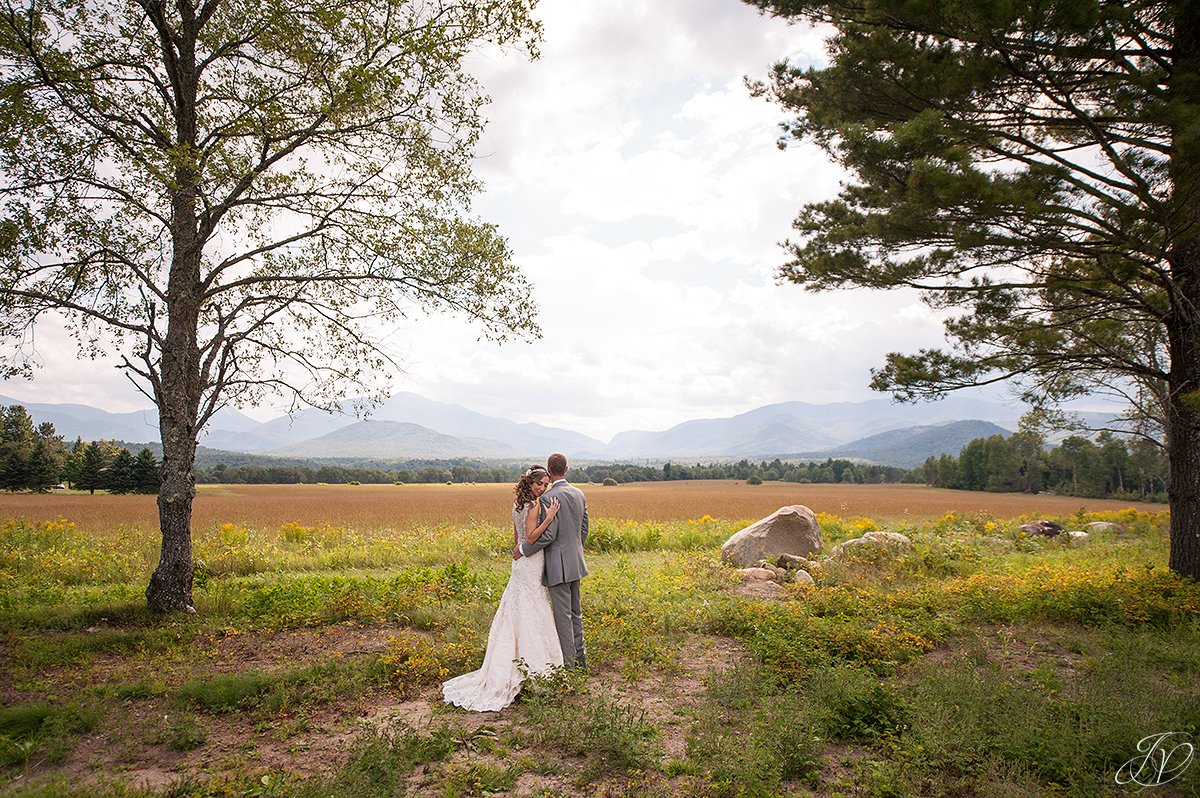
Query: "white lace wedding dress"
441 503 563 711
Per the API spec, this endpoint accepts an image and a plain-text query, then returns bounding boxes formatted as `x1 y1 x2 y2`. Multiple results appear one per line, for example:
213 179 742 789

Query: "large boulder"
721 505 822 567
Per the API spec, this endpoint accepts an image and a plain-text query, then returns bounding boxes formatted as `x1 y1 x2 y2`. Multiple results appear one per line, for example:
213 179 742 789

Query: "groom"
516 452 588 669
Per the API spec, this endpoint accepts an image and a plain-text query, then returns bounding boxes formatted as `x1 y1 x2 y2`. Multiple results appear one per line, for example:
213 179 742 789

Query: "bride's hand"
545 497 560 519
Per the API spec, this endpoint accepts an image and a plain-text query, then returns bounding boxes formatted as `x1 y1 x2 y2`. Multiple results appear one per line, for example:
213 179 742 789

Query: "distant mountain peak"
0 391 1064 467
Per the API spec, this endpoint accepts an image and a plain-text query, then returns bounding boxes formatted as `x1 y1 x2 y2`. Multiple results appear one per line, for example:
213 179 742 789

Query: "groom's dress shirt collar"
551 478 567 485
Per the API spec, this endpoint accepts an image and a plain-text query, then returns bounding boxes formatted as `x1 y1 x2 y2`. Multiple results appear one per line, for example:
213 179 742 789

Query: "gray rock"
832 530 914 557
864 531 913 547
776 553 811 568
721 505 823 567
792 569 816 586
1085 521 1126 535
736 567 777 582
1020 519 1064 537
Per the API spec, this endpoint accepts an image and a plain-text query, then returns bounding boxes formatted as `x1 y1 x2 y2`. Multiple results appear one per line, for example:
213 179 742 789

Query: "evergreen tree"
105 449 138 495
62 438 85 489
0 405 35 490
133 449 161 494
26 439 62 493
78 443 108 495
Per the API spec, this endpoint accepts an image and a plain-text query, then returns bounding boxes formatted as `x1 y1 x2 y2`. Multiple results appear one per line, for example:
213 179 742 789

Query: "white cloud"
2 1 962 442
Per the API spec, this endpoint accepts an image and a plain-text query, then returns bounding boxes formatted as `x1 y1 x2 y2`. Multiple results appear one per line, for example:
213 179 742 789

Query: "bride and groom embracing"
442 452 588 712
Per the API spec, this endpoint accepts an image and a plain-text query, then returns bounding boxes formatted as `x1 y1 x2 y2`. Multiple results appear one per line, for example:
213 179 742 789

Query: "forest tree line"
918 431 1168 502
3 403 1169 501
190 458 912 486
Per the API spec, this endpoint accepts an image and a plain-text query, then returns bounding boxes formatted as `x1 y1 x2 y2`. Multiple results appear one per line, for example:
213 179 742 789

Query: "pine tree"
747 0 1200 577
62 438 85 489
0 405 35 490
105 449 138 495
133 449 161 495
78 443 107 495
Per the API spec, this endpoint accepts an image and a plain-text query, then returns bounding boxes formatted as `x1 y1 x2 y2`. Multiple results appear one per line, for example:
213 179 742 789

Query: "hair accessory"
523 466 547 477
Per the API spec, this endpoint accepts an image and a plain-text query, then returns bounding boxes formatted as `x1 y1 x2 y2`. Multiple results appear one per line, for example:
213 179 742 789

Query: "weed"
111 681 165 702
686 670 823 796
440 760 516 797
304 721 456 796
520 685 662 777
0 701 102 770
805 663 911 742
164 714 207 752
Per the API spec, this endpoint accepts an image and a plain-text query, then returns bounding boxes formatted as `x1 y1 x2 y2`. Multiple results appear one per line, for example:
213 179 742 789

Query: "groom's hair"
547 453 568 478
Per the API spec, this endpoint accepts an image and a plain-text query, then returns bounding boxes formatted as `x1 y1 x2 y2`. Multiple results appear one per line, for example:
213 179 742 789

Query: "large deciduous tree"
0 0 542 611
744 0 1200 579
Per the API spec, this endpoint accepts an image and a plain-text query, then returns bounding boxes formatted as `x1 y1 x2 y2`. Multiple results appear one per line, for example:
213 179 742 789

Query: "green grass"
519 676 663 778
296 722 457 797
173 658 389 715
0 702 102 770
683 662 824 796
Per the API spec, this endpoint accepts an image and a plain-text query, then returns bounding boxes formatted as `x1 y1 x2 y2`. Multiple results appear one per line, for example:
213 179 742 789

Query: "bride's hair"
513 464 549 509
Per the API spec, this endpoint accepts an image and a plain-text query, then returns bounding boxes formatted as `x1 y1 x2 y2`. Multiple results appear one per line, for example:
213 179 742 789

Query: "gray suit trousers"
548 580 585 668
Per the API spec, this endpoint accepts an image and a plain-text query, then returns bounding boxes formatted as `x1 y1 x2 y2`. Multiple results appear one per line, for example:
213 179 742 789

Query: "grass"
520 673 663 778
0 485 1195 797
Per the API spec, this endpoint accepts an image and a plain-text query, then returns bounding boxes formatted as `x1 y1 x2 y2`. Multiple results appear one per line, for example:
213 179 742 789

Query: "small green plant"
686 669 824 796
165 713 208 751
440 760 516 797
520 684 661 777
806 663 910 742
325 722 456 795
0 701 101 769
113 680 163 702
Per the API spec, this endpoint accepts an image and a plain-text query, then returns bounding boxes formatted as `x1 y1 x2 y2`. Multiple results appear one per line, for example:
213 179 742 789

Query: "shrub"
381 627 481 696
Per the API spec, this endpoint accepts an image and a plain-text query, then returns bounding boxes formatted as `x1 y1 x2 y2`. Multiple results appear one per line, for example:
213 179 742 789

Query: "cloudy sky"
2 0 967 443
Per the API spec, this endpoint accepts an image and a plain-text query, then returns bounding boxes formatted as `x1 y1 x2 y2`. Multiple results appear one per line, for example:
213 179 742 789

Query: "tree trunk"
1166 233 1200 581
145 408 198 612
144 244 203 610
145 8 204 612
1166 0 1200 582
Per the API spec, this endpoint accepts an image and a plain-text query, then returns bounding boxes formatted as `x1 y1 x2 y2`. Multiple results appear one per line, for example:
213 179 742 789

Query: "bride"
441 465 564 711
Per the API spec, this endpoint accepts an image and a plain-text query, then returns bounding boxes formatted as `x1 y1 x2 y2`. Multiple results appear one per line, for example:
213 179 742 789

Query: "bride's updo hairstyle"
513 465 549 509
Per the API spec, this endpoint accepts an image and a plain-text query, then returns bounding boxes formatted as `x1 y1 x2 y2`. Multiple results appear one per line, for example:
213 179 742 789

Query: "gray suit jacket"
519 479 588 586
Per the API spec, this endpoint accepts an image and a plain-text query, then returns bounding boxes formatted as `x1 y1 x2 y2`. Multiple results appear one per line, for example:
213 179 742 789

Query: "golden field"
0 480 1168 534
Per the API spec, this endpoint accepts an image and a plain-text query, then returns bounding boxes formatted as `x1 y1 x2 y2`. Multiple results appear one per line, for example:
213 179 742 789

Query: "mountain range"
0 390 1043 467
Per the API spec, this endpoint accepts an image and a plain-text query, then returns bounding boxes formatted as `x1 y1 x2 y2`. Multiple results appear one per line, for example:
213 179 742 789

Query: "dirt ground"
3 621 751 796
